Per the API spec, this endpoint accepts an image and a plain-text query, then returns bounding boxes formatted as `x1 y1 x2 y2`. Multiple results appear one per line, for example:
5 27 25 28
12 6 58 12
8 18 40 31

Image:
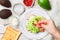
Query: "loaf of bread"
1 25 21 40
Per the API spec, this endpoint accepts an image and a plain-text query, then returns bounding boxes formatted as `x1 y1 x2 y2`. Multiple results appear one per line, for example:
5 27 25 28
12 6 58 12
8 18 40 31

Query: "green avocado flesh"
27 16 45 33
38 0 51 10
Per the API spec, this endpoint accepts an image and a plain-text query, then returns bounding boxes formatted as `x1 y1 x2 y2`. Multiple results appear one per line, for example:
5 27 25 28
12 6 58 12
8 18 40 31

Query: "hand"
40 20 57 34
39 20 60 40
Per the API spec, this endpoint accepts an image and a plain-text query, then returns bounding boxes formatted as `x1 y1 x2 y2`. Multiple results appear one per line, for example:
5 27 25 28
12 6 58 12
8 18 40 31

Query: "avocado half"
38 0 51 10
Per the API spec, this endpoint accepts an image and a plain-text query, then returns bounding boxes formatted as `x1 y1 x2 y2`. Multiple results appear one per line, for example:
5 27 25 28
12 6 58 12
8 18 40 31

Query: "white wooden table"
0 0 60 40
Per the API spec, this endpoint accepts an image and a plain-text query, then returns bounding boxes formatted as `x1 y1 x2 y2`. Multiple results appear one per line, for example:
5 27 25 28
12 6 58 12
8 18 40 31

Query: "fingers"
41 24 46 28
37 20 48 28
37 19 52 28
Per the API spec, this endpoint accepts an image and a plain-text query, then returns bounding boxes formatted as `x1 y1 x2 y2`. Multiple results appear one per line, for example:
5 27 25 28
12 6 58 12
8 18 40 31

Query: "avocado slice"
38 0 51 10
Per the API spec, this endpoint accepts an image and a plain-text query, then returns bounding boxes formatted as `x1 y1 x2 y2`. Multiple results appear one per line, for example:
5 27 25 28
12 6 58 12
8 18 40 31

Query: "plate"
19 8 50 39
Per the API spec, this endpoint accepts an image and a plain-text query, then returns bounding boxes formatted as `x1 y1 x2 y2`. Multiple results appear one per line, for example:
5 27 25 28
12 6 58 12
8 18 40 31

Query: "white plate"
19 8 50 39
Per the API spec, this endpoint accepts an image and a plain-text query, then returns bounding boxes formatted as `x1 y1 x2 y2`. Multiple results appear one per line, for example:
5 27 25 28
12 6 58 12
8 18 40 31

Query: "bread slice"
1 25 21 40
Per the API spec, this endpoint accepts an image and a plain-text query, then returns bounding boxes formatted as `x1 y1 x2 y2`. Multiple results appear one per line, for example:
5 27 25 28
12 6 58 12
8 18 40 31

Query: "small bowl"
23 0 35 8
9 16 19 27
13 3 25 16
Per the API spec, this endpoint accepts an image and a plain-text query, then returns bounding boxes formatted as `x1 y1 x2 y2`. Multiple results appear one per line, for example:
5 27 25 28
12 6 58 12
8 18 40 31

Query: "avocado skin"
38 0 51 10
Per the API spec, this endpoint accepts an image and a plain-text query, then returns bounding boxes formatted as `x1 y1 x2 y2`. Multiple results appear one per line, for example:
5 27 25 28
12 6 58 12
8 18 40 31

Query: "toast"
1 25 21 40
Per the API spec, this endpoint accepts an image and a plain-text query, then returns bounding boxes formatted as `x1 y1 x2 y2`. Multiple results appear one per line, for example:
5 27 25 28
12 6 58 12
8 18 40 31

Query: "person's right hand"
40 20 57 35
39 20 60 40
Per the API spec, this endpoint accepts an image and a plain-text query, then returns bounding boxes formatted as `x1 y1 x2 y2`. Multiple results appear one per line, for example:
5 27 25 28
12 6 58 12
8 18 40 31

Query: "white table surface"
0 0 60 40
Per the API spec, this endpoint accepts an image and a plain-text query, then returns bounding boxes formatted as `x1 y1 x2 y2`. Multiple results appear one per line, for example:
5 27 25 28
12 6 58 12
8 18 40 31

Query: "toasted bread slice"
1 25 21 40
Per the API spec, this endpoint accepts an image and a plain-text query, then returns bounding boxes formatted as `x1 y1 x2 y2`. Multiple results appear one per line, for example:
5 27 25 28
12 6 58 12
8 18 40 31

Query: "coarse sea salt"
9 16 19 26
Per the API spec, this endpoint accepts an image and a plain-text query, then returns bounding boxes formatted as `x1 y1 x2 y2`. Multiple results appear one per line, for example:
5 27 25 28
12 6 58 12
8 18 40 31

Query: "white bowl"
19 8 50 39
